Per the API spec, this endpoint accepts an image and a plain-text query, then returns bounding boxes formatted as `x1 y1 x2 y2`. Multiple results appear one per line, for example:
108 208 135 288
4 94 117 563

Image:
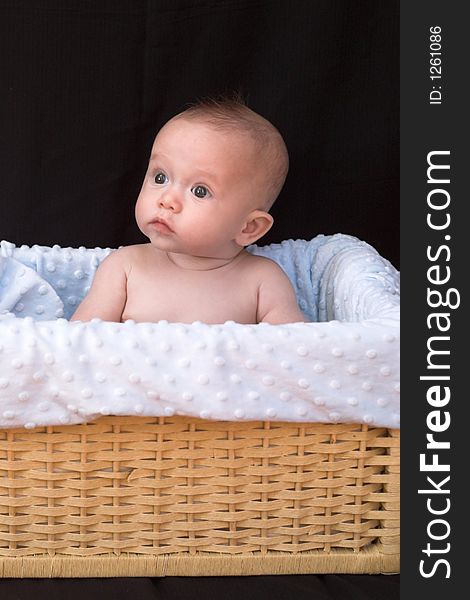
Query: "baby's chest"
124 269 259 324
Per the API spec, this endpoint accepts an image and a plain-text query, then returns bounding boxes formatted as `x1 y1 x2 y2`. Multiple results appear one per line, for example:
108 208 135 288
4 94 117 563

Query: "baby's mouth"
150 218 174 234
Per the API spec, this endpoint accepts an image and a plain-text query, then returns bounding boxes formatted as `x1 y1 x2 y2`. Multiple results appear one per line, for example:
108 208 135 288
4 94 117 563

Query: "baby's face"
135 118 265 258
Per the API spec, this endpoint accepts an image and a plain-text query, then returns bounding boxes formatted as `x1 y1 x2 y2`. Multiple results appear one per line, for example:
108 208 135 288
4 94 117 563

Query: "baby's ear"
235 210 274 247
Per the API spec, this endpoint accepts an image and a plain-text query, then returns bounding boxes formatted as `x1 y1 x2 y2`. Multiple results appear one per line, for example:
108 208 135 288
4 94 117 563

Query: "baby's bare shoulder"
108 244 165 269
241 253 287 281
241 254 304 324
114 243 154 259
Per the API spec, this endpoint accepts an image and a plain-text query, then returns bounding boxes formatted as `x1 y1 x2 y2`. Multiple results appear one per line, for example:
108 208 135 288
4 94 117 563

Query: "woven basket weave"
0 417 399 577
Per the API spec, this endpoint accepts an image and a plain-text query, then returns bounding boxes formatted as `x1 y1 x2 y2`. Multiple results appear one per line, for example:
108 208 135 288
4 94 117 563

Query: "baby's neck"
165 249 245 271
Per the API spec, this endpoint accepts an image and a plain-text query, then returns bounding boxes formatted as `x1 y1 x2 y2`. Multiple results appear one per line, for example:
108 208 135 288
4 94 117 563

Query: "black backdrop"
0 0 399 268
0 1 399 597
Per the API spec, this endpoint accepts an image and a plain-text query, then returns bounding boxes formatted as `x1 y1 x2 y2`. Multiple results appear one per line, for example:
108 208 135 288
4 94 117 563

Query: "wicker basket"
0 416 399 577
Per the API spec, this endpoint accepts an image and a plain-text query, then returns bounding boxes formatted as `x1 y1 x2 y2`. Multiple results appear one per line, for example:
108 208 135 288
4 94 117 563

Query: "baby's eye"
154 172 168 184
191 185 209 199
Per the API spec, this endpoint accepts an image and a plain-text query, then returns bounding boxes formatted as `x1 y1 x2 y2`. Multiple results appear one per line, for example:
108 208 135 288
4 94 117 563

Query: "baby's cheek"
135 200 148 225
134 210 143 231
135 212 149 238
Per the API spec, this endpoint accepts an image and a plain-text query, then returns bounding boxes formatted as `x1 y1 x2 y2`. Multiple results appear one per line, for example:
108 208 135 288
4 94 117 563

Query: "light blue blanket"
0 234 399 429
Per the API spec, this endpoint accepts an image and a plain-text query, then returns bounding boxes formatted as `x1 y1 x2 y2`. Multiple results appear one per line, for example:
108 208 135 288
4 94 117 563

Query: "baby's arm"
70 249 128 322
256 260 306 324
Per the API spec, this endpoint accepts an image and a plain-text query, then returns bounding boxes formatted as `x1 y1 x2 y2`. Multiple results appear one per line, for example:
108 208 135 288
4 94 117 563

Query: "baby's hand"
70 249 128 322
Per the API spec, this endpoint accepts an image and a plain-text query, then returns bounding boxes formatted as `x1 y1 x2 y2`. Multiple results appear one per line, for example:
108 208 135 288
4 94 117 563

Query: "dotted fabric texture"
0 235 400 429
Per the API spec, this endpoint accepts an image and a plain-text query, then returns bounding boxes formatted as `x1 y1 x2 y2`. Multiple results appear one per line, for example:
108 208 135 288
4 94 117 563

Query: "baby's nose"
159 190 182 212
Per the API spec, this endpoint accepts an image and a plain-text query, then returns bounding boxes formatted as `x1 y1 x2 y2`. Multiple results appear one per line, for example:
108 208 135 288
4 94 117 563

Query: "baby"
71 97 305 324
